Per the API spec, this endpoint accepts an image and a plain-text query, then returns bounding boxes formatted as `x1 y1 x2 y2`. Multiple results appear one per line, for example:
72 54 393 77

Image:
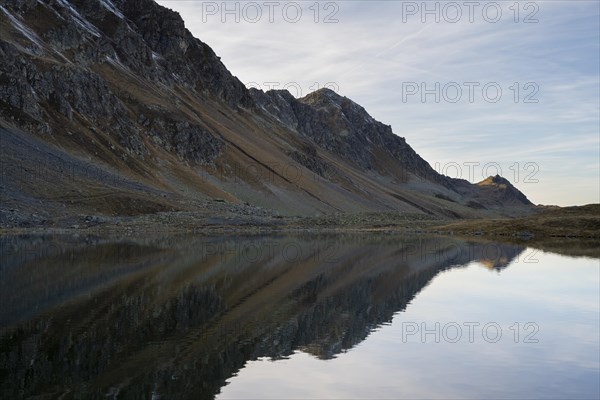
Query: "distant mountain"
0 0 533 227
476 175 532 205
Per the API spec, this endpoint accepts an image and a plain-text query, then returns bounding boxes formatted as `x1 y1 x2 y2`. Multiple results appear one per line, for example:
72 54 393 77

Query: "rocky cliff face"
0 0 533 226
2 0 251 105
0 0 249 160
251 88 448 186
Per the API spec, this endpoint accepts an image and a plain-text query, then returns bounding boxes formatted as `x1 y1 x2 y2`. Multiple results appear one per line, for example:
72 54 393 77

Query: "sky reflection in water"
0 235 598 399
220 251 600 399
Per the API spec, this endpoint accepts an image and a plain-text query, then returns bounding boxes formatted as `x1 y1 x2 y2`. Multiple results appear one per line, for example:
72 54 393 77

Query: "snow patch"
99 0 124 19
0 6 44 49
105 55 128 70
56 0 101 37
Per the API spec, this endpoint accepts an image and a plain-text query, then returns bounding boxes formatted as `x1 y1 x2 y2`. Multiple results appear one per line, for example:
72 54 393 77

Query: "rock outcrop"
252 87 448 185
476 174 532 205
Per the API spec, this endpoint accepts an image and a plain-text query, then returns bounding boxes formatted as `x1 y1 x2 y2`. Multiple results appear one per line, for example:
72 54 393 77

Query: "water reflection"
0 234 596 399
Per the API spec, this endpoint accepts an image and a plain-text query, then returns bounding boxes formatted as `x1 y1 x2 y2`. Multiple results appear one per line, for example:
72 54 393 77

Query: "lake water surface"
1 234 598 399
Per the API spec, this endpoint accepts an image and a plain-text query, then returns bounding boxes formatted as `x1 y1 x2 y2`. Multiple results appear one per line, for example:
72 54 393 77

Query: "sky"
156 0 600 206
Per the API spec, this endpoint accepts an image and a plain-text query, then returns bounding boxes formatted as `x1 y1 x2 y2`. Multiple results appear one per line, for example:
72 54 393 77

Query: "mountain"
0 0 533 228
251 87 449 186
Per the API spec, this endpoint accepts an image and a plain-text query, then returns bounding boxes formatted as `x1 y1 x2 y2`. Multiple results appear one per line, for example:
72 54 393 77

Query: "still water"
0 234 598 399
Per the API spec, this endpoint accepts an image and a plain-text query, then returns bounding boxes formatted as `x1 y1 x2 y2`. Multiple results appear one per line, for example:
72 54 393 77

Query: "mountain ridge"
0 0 534 229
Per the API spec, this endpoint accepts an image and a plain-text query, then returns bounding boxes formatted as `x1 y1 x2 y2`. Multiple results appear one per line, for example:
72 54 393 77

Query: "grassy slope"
429 204 600 258
432 204 599 238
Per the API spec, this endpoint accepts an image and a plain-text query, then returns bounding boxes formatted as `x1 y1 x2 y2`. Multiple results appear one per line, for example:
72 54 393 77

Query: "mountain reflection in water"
0 234 545 398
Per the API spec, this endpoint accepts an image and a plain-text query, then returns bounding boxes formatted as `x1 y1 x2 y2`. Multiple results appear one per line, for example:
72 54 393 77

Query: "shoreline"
2 205 598 236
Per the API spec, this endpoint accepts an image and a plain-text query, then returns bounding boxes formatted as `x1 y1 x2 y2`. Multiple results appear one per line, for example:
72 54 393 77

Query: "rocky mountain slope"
0 0 533 228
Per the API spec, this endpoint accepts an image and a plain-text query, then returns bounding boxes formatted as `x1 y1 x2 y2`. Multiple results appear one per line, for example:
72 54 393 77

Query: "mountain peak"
298 87 347 109
476 175 532 206
302 87 341 99
478 175 511 187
